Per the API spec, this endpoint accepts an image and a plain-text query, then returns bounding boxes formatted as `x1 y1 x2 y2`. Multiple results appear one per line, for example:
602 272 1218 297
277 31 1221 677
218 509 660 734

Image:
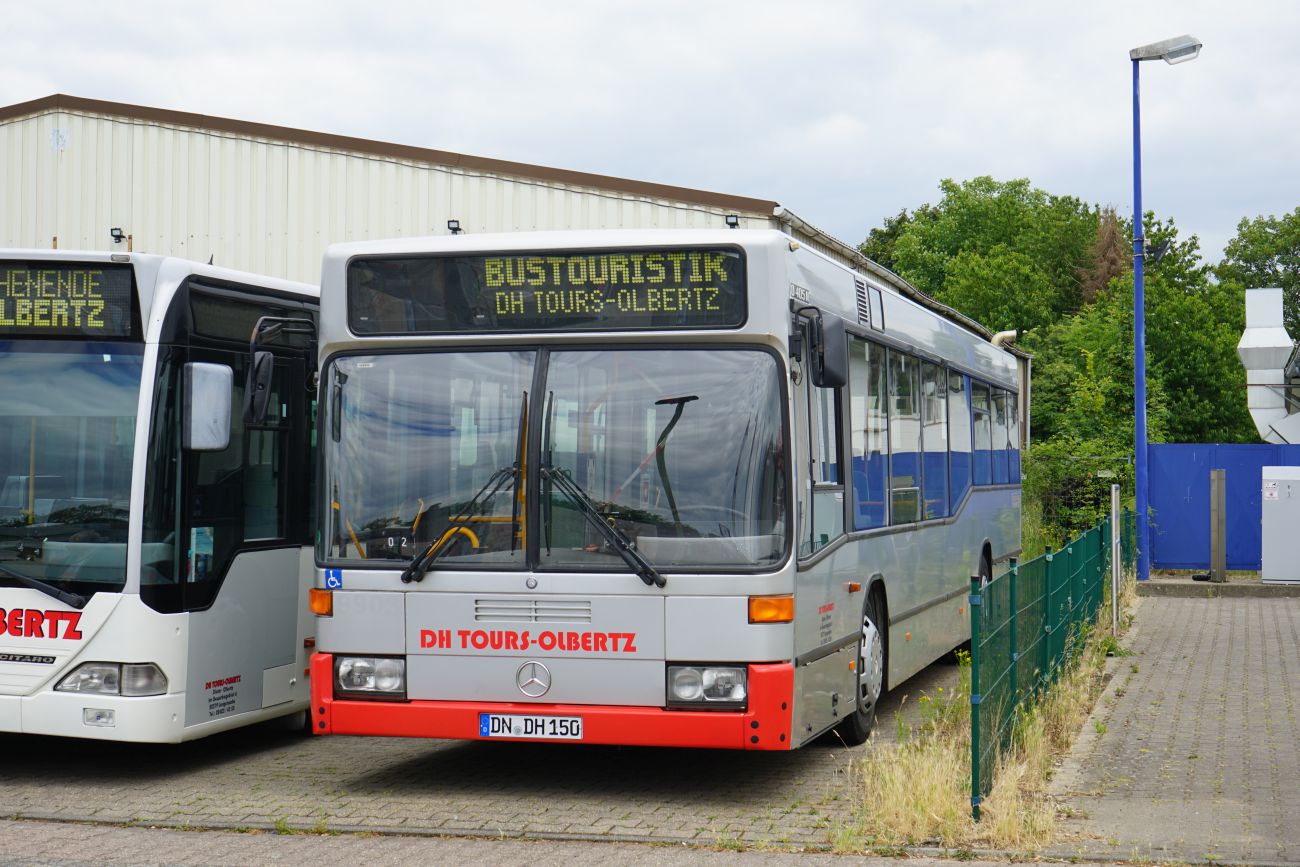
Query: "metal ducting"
1237 288 1297 443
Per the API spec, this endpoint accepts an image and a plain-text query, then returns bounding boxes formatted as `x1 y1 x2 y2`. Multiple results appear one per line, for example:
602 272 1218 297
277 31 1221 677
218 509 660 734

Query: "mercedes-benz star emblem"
516 661 551 697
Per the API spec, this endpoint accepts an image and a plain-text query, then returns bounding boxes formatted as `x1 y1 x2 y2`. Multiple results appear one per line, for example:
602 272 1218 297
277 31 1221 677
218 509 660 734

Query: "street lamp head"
1130 35 1202 65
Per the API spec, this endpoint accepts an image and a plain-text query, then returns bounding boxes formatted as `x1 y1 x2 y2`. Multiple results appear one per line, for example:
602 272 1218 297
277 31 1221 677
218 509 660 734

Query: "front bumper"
310 653 795 750
0 690 187 742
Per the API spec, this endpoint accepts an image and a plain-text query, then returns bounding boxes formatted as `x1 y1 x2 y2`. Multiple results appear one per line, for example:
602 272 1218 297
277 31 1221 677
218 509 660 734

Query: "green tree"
883 176 1100 334
859 206 935 275
859 181 1268 539
1215 207 1300 338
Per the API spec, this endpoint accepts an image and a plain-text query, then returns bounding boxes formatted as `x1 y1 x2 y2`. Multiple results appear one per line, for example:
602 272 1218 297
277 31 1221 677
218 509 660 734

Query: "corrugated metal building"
0 95 785 279
0 93 1003 346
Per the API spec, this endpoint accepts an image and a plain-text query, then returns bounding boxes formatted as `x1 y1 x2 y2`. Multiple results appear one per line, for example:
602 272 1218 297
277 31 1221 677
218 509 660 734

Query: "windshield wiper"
0 562 88 609
400 391 527 584
539 391 663 587
540 465 665 589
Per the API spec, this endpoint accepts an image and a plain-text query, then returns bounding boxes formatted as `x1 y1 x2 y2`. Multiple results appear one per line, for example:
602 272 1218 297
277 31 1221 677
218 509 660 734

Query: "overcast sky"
5 1 1296 261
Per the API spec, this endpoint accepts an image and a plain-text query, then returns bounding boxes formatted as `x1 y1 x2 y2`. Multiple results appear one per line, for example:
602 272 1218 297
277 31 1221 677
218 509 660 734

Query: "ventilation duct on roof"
1237 288 1298 443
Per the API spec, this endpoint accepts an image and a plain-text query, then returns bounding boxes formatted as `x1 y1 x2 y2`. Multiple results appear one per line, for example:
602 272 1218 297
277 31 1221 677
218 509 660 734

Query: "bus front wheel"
834 590 885 746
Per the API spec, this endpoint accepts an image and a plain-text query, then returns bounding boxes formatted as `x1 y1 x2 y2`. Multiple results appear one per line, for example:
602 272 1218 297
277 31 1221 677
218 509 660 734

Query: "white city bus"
0 250 319 742
306 230 1020 749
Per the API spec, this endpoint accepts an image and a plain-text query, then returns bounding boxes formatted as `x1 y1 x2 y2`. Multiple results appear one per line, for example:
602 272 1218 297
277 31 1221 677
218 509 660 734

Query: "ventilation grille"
474 598 592 623
855 279 871 326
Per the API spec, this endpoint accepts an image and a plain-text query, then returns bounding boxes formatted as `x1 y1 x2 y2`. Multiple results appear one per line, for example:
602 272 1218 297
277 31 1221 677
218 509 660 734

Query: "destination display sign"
0 263 135 338
348 247 746 334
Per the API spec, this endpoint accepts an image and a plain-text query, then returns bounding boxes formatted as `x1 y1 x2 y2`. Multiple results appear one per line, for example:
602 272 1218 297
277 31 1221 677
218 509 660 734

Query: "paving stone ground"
0 818 1026 867
11 596 1294 863
1048 596 1300 864
0 659 960 851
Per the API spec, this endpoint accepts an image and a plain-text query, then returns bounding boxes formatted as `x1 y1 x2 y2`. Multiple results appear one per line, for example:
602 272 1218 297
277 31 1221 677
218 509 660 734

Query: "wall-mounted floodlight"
447 219 462 235
1130 34 1202 65
725 215 740 229
109 228 126 244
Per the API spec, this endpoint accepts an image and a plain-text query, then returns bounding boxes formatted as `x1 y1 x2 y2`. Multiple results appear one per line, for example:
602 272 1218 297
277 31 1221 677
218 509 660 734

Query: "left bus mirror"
811 314 848 389
184 362 233 451
242 350 275 426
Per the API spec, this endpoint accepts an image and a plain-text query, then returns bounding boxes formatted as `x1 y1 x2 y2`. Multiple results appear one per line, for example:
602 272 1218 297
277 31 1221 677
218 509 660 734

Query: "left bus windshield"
0 342 143 595
325 351 535 565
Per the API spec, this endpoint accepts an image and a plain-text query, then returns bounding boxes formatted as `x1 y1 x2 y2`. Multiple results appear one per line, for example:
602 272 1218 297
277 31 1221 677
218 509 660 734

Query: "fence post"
1008 556 1019 712
1111 485 1121 635
1066 543 1075 656
969 573 983 822
1095 520 1104 616
1043 546 1054 684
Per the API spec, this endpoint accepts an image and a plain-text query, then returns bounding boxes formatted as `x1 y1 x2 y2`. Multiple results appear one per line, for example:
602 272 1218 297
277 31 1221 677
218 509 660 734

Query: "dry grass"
837 566 1135 854
836 661 973 850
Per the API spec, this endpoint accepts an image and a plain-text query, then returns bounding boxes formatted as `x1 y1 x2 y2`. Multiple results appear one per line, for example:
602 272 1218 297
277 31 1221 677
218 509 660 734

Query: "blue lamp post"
1130 34 1202 582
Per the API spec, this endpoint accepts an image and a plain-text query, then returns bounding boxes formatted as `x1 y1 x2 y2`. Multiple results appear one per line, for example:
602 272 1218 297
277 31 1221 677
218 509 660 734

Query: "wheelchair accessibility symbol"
325 569 343 590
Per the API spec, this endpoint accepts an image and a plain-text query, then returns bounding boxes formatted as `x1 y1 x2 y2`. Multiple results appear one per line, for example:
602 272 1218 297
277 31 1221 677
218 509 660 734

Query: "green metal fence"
969 510 1135 819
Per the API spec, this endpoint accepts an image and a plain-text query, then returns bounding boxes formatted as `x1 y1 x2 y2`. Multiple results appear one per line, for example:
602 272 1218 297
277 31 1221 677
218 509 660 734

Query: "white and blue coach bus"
305 229 1021 749
0 250 318 742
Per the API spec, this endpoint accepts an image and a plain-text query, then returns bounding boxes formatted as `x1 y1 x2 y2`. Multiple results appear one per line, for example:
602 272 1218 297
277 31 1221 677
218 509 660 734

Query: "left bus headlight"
666 665 747 708
56 663 168 697
334 656 406 700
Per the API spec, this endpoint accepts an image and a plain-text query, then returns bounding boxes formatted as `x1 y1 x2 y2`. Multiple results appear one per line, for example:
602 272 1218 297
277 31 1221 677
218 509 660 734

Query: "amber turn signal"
309 588 333 616
748 594 794 623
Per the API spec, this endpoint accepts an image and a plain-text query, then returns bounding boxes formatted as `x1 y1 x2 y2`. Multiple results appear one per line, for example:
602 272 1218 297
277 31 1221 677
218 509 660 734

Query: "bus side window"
921 362 948 519
802 356 844 556
888 350 921 525
992 389 1009 485
1008 392 1021 483
848 338 887 530
244 362 288 541
948 371 972 512
972 382 992 486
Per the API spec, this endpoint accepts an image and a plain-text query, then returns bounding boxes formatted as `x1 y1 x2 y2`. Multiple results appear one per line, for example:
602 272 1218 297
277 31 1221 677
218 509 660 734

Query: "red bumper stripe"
310 653 793 750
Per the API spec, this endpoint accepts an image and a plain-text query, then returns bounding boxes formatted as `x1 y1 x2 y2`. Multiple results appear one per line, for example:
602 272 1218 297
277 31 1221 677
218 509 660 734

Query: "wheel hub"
859 615 884 708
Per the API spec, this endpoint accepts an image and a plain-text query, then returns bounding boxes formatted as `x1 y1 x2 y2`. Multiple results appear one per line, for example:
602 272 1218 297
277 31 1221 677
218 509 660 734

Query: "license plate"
478 713 583 740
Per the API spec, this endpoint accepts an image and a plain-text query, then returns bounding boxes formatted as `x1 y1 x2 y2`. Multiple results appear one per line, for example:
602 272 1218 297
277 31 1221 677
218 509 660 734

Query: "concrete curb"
1137 580 1300 598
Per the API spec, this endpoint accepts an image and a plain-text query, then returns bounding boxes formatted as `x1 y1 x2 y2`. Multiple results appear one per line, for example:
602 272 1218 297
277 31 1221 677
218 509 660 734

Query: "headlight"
666 665 747 709
335 656 406 700
56 663 120 695
56 662 168 697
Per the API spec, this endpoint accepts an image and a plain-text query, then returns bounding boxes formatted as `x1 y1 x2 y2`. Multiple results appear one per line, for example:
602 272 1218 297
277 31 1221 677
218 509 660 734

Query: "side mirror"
184 362 233 451
242 351 275 426
811 314 848 389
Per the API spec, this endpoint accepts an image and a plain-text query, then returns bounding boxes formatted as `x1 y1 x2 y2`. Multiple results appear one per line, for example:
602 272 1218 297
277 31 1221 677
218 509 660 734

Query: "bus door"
142 287 314 729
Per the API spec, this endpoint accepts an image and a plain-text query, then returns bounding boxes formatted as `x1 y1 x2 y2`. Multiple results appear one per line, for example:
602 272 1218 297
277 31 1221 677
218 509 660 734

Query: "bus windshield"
324 347 787 571
0 341 143 597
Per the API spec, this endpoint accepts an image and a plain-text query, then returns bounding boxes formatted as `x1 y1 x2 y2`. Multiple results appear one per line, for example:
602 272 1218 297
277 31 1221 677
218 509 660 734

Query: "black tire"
979 548 992 587
265 708 311 735
833 590 886 746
